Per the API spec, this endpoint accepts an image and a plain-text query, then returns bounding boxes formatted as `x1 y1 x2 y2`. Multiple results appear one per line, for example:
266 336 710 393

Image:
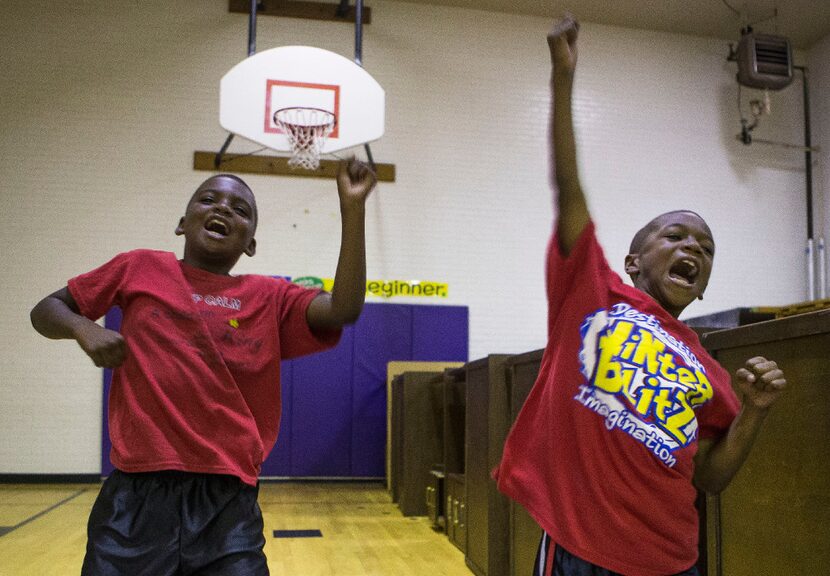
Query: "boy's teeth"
206 219 228 234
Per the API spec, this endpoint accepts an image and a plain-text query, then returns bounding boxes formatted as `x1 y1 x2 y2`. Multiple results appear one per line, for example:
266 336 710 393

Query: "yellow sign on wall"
293 277 448 298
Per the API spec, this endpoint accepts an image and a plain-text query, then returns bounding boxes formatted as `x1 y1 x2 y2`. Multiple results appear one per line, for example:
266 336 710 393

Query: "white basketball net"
273 107 337 170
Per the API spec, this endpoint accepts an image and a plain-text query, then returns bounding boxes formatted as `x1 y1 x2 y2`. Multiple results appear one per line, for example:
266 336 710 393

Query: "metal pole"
352 0 376 170
798 67 814 242
214 133 236 168
793 65 815 299
216 0 259 168
354 0 364 66
247 0 258 57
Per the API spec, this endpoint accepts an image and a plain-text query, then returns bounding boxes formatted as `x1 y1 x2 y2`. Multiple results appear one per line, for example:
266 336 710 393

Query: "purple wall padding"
265 361 293 477
350 304 412 477
101 307 122 476
412 304 470 360
285 329 355 477
104 303 468 478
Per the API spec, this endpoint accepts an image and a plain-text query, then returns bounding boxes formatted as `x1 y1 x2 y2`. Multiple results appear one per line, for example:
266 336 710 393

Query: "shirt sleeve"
546 221 614 338
67 252 133 321
274 280 342 359
696 362 741 440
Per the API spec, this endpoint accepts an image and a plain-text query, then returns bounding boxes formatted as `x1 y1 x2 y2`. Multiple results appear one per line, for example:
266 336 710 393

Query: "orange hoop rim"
273 107 337 130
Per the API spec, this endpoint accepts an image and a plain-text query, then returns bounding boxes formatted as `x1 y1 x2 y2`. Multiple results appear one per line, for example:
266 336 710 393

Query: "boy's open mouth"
669 258 698 287
205 218 229 236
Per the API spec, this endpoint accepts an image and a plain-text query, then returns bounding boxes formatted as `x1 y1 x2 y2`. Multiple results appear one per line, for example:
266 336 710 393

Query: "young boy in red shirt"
31 159 376 575
495 16 787 576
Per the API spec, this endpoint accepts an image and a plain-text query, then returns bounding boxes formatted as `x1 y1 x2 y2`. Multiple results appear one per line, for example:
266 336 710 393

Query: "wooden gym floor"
0 481 472 576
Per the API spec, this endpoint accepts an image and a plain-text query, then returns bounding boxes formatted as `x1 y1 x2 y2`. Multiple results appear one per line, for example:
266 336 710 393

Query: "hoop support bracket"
228 0 371 24
195 151 395 182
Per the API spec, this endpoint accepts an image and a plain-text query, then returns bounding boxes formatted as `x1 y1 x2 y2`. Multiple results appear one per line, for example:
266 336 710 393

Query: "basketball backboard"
220 45 385 154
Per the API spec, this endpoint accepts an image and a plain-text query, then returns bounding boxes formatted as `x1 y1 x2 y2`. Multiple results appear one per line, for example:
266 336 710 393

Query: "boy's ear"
175 217 185 236
244 237 257 257
624 253 640 278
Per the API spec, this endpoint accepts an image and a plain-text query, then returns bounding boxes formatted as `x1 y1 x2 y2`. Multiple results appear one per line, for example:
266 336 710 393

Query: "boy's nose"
214 201 233 214
681 236 703 253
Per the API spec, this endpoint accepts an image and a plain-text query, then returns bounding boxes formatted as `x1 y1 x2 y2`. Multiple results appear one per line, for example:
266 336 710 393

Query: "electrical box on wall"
736 31 793 90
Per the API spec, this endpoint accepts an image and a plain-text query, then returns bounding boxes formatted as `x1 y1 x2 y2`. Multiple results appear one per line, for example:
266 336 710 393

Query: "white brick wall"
1 0 827 473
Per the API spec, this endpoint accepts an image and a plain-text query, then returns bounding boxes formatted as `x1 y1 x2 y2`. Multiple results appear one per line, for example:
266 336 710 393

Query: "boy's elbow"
693 460 736 495
330 290 365 325
693 474 727 496
30 300 49 333
693 439 721 494
310 300 364 330
338 302 364 325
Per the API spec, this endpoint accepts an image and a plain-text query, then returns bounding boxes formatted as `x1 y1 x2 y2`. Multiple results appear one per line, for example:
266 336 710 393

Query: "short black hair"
628 210 708 254
211 173 253 193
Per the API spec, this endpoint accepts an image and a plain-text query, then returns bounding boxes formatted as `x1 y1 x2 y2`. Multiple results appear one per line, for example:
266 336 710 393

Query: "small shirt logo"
191 293 242 311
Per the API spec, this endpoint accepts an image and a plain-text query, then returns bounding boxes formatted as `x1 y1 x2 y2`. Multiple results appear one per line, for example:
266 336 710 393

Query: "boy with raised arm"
495 16 786 576
30 158 376 576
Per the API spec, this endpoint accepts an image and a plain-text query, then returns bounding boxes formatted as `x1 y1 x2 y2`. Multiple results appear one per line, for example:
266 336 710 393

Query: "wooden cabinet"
427 469 445 529
443 367 467 475
701 311 830 575
386 361 465 493
504 349 545 576
390 371 446 516
446 472 467 553
464 355 511 576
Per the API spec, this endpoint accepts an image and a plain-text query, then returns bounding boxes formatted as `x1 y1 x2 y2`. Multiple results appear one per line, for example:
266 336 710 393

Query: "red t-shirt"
68 249 340 486
495 223 739 575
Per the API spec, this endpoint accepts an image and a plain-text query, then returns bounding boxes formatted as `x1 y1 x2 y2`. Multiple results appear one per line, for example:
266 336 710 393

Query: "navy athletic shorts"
81 469 269 576
534 532 699 576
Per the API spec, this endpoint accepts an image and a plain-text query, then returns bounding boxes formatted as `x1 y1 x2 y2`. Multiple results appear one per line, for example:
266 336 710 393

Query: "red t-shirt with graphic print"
68 249 340 486
495 223 739 576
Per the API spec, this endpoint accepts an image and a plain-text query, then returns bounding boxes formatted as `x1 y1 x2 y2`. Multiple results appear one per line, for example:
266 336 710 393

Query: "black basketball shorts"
81 469 269 576
534 532 699 576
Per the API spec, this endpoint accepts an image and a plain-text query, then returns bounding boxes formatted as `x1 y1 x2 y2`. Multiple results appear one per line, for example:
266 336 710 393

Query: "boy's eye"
200 196 214 204
234 206 249 217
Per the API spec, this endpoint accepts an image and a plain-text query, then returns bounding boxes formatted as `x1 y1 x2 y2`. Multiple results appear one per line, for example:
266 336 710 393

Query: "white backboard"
220 46 385 154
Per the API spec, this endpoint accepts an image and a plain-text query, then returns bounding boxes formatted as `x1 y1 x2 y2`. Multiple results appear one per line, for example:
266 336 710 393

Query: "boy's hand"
548 14 579 80
76 323 127 368
337 157 377 207
735 356 786 411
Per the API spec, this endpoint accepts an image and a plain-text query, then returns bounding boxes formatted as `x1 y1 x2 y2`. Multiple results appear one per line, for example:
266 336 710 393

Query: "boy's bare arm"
549 15 590 256
693 357 787 494
306 158 377 331
30 287 127 368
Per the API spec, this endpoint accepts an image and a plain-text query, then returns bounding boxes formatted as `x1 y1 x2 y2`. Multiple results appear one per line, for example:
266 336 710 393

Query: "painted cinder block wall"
1 0 827 473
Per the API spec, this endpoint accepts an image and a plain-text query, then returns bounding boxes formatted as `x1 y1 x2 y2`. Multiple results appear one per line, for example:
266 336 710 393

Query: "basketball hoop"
273 107 337 170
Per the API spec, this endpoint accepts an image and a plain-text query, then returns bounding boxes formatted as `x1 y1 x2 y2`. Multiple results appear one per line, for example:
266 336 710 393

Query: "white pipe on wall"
807 238 816 301
819 237 827 299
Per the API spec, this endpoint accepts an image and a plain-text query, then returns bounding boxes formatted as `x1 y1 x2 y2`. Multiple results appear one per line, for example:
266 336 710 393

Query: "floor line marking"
0 489 88 538
273 529 323 538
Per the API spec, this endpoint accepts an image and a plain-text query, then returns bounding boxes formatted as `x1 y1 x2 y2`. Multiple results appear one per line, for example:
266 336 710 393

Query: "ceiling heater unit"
736 31 793 90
